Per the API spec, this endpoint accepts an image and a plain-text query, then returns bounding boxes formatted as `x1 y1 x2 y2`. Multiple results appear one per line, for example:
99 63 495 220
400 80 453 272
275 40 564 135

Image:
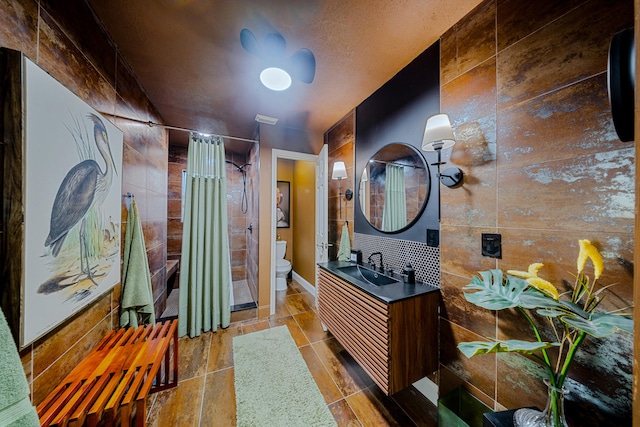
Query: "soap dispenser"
403 263 415 284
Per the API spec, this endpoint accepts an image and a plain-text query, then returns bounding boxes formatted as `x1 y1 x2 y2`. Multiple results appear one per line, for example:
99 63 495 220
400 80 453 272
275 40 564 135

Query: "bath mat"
232 326 337 427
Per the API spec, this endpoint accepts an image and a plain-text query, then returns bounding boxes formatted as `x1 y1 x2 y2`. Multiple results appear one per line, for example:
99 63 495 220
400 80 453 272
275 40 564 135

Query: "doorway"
270 147 328 315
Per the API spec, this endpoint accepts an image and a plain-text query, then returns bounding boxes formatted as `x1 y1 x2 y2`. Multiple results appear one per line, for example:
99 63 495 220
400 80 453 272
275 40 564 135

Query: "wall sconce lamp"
421 113 464 188
332 161 353 218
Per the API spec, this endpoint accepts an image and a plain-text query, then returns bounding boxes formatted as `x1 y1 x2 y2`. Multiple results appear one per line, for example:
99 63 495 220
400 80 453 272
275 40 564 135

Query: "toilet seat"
276 259 291 269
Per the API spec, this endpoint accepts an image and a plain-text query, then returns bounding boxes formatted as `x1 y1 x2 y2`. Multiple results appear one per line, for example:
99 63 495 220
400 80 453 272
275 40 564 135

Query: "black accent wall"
354 40 440 243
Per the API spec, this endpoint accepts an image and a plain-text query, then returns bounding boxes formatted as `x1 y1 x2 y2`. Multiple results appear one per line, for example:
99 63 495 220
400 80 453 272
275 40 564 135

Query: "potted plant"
458 239 633 427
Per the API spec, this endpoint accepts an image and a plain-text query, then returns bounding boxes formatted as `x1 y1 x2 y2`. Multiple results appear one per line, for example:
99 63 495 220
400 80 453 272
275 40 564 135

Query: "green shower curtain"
382 164 407 231
179 134 231 338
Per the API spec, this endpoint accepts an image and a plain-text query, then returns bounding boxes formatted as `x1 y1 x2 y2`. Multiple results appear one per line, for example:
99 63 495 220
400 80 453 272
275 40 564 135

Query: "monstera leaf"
462 270 529 310
458 339 559 358
562 312 633 337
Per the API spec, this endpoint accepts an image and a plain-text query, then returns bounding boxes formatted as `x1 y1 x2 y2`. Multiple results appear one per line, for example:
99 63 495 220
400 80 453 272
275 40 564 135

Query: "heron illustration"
44 113 117 286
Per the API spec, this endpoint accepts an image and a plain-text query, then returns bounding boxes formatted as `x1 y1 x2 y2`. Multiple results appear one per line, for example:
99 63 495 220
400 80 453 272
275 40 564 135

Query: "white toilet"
275 240 292 292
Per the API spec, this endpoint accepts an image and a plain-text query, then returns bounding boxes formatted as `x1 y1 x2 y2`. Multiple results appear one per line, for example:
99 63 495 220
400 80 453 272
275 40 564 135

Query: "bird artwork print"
38 114 120 299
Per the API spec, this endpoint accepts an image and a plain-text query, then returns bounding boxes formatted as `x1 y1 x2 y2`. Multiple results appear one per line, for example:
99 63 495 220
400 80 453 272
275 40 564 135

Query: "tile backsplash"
353 233 440 286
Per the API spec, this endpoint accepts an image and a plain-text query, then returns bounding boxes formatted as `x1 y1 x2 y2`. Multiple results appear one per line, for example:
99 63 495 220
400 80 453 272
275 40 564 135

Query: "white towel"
336 222 351 261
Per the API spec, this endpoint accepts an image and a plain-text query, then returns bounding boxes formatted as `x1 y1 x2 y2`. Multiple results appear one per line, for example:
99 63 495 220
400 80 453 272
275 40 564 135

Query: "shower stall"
226 152 258 311
165 143 259 318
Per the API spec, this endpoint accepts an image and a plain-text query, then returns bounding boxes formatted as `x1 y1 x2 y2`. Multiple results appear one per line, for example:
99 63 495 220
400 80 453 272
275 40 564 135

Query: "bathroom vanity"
317 261 439 395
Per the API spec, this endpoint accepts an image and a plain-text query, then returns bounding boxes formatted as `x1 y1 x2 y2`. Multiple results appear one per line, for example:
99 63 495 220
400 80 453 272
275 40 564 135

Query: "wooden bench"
37 319 178 427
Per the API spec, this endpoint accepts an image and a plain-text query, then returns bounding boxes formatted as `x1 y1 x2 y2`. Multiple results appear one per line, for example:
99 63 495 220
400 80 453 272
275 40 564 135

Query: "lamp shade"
332 161 348 180
422 113 456 151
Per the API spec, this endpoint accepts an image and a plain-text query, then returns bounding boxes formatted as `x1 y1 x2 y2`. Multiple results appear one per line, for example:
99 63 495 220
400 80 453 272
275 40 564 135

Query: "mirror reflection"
359 143 430 232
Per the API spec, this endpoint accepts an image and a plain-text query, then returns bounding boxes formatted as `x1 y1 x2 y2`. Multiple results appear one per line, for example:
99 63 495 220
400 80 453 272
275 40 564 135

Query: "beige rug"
233 326 337 427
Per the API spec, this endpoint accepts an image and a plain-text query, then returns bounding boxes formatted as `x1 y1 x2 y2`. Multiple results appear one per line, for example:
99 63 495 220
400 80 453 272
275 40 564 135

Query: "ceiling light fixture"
255 114 279 125
259 67 292 91
240 29 316 92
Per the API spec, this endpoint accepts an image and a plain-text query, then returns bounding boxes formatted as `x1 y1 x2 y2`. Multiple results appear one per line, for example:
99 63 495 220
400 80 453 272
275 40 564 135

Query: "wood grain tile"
497 74 629 170
299 345 343 404
329 399 362 427
496 0 584 51
32 294 111 377
241 319 270 334
146 375 204 427
391 386 438 427
456 0 495 76
346 386 414 427
440 27 458 85
439 225 498 279
441 56 496 126
440 158 497 228
293 309 330 344
284 292 313 315
440 272 496 339
178 333 212 380
268 315 309 347
311 338 375 397
440 319 496 399
497 0 633 109
497 148 634 234
200 368 237 426
0 0 38 58
207 325 242 373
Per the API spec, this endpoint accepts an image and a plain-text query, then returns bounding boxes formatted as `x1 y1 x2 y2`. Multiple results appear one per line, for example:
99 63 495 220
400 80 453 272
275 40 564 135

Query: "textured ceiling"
88 0 483 153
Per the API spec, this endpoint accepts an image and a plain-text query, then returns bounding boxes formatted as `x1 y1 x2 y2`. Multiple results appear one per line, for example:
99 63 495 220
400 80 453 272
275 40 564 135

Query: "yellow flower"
526 277 559 300
577 239 604 279
507 263 545 279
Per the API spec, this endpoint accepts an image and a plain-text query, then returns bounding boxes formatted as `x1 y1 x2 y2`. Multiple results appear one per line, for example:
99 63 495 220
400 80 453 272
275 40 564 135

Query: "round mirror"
358 143 430 233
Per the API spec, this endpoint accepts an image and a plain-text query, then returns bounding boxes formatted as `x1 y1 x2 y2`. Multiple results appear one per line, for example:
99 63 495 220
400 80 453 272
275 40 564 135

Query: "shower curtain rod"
99 112 259 144
370 159 424 169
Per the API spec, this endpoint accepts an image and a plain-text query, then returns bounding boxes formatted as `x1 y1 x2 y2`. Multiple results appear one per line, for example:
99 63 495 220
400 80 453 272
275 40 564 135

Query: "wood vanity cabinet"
317 269 438 395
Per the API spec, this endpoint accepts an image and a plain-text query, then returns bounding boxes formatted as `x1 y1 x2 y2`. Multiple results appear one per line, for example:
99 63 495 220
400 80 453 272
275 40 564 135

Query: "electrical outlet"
482 233 502 258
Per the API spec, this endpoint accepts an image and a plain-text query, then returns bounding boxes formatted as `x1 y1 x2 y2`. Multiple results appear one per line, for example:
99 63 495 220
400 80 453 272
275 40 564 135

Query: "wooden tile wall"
0 0 168 404
325 0 634 424
326 111 355 261
440 0 634 424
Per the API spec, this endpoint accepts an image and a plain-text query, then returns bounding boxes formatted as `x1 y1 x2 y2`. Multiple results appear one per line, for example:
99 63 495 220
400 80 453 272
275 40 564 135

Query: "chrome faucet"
368 252 383 272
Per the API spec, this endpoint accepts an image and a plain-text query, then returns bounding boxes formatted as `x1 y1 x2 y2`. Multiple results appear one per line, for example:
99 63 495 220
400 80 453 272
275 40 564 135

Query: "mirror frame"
357 143 431 234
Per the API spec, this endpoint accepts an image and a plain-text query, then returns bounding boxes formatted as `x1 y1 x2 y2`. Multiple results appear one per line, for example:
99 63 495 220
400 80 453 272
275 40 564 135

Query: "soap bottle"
403 263 415 284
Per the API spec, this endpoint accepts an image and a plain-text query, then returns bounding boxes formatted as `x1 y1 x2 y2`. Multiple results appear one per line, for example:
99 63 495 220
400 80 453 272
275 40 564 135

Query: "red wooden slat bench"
36 319 178 427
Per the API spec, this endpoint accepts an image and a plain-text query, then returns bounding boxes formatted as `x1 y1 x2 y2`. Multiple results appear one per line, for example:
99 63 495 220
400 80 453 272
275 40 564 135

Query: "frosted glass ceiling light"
260 67 292 91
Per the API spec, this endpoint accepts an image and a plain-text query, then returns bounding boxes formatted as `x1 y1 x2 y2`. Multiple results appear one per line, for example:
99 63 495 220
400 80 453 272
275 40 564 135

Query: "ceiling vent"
255 114 278 125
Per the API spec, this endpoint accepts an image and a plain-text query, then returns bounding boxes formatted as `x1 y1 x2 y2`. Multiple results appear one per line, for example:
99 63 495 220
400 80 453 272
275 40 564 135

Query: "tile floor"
146 279 438 426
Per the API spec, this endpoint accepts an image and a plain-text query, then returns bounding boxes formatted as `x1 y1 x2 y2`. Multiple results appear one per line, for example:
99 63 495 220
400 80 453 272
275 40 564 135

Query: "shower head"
225 160 251 172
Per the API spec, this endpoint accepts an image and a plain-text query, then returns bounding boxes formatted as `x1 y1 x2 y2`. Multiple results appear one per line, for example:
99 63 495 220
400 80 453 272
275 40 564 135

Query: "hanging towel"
0 308 39 427
336 222 351 261
120 199 156 328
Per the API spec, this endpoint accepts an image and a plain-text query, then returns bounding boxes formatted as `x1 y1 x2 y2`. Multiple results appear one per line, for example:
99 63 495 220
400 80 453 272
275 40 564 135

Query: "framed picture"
276 181 290 228
0 49 123 348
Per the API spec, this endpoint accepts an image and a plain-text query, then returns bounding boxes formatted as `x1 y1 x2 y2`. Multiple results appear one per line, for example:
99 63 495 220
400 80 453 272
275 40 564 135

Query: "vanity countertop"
318 261 439 304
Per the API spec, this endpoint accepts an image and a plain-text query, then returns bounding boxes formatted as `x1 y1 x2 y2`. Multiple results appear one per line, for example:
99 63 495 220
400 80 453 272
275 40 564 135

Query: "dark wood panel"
388 293 438 393
0 48 25 347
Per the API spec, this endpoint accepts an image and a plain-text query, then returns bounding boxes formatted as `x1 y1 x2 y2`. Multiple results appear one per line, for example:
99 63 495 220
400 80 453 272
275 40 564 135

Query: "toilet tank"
276 240 287 259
